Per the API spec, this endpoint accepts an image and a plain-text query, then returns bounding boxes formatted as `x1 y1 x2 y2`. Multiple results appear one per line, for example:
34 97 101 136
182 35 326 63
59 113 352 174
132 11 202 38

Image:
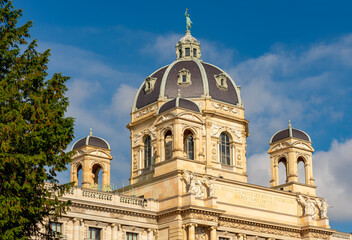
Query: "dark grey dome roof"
72 130 110 150
270 121 311 144
134 60 241 110
158 97 200 114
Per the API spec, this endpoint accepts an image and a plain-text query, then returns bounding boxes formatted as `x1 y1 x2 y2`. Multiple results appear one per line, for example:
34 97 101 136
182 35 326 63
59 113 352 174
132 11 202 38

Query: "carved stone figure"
183 170 204 198
315 198 330 218
298 194 316 219
203 176 217 197
185 9 192 30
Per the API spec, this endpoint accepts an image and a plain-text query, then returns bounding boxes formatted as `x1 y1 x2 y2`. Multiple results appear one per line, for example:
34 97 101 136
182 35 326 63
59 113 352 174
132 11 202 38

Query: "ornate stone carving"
133 153 138 170
195 227 206 240
294 142 311 150
315 198 330 218
301 229 331 239
218 219 300 238
211 124 225 137
183 170 205 198
133 126 157 146
135 105 157 119
180 113 201 123
203 176 217 197
297 194 317 219
211 142 217 161
228 128 241 143
90 150 109 158
271 142 290 152
236 149 242 167
156 114 174 124
183 212 218 222
211 103 239 115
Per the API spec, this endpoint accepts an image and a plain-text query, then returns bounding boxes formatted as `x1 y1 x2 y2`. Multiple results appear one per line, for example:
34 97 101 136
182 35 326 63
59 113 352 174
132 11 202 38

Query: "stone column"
182 225 187 240
209 226 217 240
205 122 213 167
73 218 81 240
160 135 165 162
237 233 246 240
117 225 123 240
154 229 159 240
287 150 298 182
111 224 118 240
147 229 154 240
194 137 199 161
188 224 196 240
173 120 183 157
82 159 92 188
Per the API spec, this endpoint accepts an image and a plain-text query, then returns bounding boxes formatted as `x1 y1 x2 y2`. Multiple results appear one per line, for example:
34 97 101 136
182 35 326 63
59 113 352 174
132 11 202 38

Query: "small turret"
268 121 316 196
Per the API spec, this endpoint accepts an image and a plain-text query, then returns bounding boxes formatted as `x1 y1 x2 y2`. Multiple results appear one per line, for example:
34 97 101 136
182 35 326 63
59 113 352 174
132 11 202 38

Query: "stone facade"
49 30 351 240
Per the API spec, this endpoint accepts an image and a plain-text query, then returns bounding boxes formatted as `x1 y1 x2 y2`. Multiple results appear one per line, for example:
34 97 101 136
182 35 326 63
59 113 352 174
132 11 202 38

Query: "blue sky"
15 0 352 232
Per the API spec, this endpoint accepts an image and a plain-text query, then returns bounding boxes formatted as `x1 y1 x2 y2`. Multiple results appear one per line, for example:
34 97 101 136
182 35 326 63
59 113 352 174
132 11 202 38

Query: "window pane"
193 48 197 57
144 136 151 167
220 133 231 165
185 48 190 56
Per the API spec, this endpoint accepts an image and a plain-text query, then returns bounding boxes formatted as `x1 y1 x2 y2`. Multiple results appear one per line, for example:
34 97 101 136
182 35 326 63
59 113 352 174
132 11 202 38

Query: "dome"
133 31 242 111
158 94 200 114
72 129 110 150
270 121 311 144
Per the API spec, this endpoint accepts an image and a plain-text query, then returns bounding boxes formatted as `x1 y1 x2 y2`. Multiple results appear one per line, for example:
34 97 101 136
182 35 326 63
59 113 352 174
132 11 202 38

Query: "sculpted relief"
210 123 242 143
183 170 217 198
297 194 330 219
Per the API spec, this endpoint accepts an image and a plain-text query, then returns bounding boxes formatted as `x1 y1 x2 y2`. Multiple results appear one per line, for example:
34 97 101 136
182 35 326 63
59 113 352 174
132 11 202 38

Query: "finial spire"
288 120 293 137
185 8 192 31
89 128 93 136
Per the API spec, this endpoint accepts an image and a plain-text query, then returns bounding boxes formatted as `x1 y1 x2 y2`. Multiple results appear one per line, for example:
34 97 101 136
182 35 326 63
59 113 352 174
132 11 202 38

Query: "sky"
14 0 352 232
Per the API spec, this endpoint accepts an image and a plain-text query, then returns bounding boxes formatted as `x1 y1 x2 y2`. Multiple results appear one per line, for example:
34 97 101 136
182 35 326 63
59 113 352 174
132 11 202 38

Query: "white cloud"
314 138 352 220
111 84 138 115
141 33 182 63
200 39 236 67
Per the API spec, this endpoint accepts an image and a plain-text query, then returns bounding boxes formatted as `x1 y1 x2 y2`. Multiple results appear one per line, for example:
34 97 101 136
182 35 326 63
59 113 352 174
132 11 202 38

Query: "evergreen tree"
0 0 74 239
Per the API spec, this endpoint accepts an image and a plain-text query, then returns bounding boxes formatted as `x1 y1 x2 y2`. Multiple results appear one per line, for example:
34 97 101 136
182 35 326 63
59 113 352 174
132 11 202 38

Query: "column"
209 226 217 240
160 136 165 162
117 225 123 240
205 122 212 167
182 225 187 240
194 137 199 161
111 224 118 240
237 233 246 240
173 121 183 157
147 229 154 240
287 150 298 182
73 218 80 240
188 224 196 240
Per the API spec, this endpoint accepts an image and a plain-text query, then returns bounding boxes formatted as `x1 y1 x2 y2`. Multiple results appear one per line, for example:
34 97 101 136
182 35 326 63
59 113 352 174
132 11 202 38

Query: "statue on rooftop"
185 9 192 31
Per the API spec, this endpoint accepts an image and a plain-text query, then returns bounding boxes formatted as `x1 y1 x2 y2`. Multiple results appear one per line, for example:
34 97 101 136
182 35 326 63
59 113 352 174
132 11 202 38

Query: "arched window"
184 129 194 160
297 157 306 183
144 135 152 168
220 132 230 165
92 164 102 185
164 130 173 160
278 157 287 185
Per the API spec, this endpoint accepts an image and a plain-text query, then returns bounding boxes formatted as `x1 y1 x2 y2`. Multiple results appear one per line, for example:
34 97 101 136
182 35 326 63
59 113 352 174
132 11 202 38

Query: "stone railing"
332 232 351 239
120 195 145 206
63 187 158 211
